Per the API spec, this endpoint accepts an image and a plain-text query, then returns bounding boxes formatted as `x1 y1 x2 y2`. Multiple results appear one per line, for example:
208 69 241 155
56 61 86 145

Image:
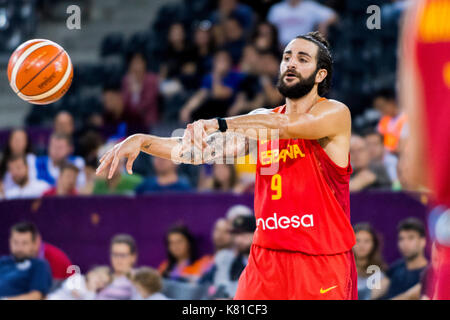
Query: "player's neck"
285 90 321 114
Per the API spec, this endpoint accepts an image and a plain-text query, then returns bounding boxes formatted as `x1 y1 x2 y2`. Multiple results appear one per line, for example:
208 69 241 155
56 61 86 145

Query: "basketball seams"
9 40 60 94
19 54 72 102
18 49 64 93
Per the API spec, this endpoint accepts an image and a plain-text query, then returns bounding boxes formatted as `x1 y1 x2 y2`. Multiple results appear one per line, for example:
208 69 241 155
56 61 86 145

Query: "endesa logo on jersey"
256 213 314 231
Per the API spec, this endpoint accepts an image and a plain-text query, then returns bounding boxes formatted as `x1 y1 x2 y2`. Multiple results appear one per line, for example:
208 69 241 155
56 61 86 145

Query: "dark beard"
276 69 317 99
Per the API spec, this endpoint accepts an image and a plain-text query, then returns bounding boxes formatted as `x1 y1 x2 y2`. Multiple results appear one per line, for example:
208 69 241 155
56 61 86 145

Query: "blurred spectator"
230 49 282 116
42 162 79 197
251 21 281 54
53 111 75 137
158 225 212 282
353 223 387 300
364 130 398 183
135 157 191 194
375 218 428 300
35 133 86 188
122 51 159 128
200 215 256 299
210 0 254 36
0 129 37 191
96 234 139 300
0 222 52 299
350 135 391 192
3 155 49 200
267 0 338 46
180 50 244 122
94 158 142 195
373 88 407 154
212 218 233 252
21 222 74 282
198 163 238 192
100 83 144 137
192 20 216 80
225 204 253 222
47 266 112 300
159 22 196 97
131 267 168 300
222 14 247 65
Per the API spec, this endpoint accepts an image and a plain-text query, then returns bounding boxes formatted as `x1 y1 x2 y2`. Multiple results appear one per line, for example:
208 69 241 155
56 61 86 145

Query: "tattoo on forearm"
142 143 152 150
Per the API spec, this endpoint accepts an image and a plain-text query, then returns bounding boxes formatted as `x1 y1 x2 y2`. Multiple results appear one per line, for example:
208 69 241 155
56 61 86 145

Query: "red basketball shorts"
234 244 358 300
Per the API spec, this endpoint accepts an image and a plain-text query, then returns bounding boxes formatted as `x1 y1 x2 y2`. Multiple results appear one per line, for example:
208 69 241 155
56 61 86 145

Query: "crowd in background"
0 205 432 300
0 0 424 301
0 0 412 200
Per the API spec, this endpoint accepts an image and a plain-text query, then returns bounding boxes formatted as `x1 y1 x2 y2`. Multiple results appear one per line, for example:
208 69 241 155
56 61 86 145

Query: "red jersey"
413 0 450 208
252 102 356 255
39 242 73 280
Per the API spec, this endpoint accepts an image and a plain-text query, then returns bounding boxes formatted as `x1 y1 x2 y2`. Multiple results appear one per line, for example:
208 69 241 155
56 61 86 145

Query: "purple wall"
0 192 427 273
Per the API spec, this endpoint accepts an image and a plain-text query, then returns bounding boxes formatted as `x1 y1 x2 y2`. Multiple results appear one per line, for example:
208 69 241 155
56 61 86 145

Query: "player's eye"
283 56 290 61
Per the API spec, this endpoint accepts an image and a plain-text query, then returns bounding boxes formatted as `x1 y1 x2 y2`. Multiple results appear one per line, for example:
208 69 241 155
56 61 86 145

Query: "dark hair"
50 132 73 147
102 81 122 93
397 217 426 238
132 267 163 294
7 154 27 166
125 50 148 69
213 164 237 191
110 234 138 254
251 20 280 55
163 225 198 277
296 31 333 96
10 221 40 241
0 129 33 179
362 128 383 140
373 88 396 102
353 223 387 276
60 162 79 174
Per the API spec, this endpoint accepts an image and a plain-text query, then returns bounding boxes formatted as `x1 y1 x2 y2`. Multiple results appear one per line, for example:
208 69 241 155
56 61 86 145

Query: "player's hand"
96 134 144 179
181 119 219 154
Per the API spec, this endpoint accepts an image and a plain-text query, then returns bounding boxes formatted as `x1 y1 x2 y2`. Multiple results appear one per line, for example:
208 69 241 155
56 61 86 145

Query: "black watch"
215 117 228 132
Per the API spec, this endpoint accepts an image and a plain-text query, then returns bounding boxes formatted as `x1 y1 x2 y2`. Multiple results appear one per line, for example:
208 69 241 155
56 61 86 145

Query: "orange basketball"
7 39 73 105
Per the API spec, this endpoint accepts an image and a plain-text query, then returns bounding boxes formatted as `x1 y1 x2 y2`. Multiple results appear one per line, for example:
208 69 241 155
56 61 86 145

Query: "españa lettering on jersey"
252 103 356 255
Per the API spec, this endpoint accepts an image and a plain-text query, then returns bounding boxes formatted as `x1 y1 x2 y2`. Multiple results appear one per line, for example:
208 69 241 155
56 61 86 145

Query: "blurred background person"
53 111 75 138
47 266 111 300
34 133 86 189
135 157 191 194
3 155 49 200
200 214 256 299
350 134 392 192
131 267 168 300
96 234 139 300
93 158 142 195
121 51 159 128
373 88 407 155
364 129 398 184
267 0 338 45
158 225 212 283
42 162 79 197
179 50 244 123
353 223 387 300
0 129 36 191
0 222 52 300
374 218 428 300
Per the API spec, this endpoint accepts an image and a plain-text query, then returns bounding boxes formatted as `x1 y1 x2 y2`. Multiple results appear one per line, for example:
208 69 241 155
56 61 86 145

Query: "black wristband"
216 117 228 132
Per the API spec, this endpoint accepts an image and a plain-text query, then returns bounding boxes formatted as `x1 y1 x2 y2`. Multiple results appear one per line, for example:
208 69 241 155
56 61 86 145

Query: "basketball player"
399 0 450 300
97 31 357 300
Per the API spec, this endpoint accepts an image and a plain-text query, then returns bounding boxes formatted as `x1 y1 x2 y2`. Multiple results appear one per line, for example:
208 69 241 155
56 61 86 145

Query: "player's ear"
315 69 327 84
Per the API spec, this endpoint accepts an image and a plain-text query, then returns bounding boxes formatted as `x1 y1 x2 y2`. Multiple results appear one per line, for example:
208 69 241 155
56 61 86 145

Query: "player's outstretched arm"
95 134 201 179
184 99 351 142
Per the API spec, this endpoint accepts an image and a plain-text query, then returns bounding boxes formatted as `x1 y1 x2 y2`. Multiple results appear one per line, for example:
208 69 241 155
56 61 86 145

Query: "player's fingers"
108 151 120 179
126 151 138 174
96 152 112 175
99 150 110 163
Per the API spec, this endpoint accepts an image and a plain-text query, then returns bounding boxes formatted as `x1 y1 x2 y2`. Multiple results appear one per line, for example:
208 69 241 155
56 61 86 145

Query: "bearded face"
276 67 318 99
